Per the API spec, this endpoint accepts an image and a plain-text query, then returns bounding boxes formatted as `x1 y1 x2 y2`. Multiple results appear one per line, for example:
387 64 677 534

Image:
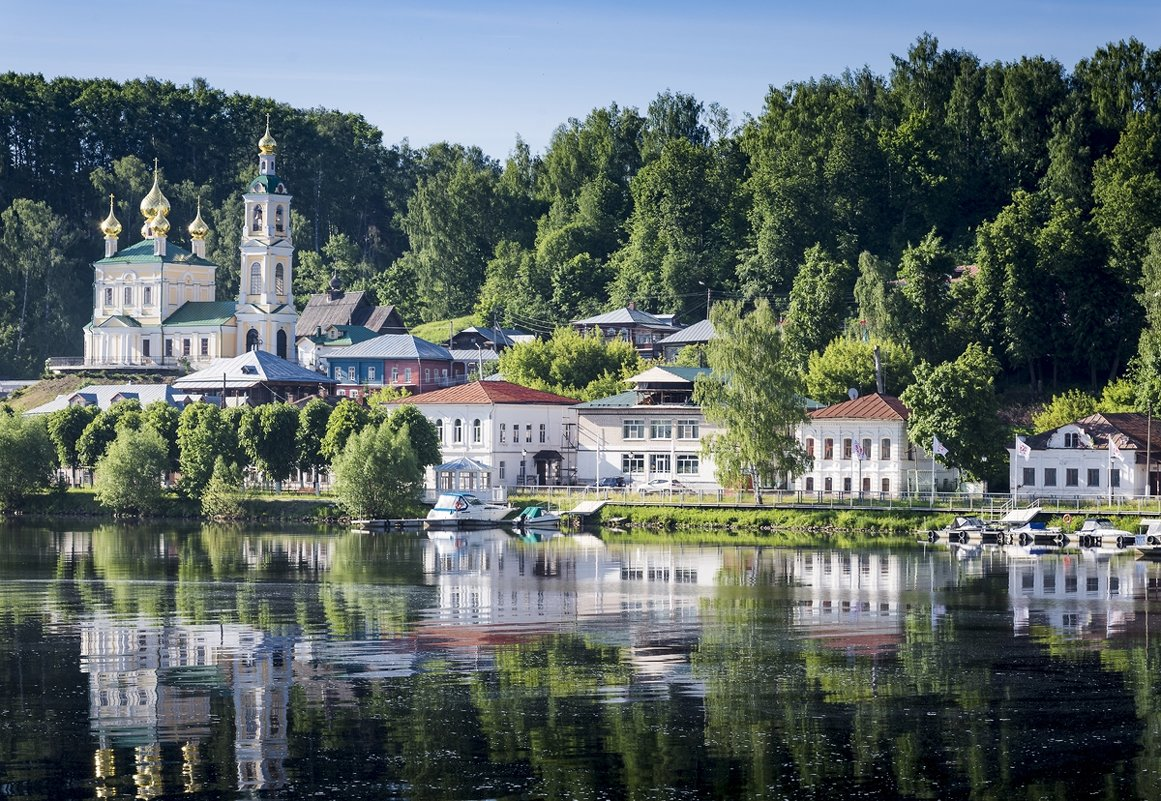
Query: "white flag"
1110 436 1122 461
1016 437 1032 461
853 440 866 460
932 436 948 457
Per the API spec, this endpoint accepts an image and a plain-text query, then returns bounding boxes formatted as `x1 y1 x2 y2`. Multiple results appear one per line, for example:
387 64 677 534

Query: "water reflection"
4 523 1161 799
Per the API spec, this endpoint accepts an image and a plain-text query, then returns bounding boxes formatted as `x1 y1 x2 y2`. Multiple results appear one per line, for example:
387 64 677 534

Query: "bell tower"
235 116 298 360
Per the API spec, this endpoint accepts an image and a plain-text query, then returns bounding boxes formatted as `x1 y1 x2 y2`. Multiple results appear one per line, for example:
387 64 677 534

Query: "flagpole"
1013 435 1018 508
931 447 936 505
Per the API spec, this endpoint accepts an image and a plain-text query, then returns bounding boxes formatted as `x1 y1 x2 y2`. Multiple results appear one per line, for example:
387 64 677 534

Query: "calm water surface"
0 522 1158 800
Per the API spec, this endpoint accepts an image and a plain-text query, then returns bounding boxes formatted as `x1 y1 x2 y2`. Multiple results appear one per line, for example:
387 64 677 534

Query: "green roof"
93 314 142 328
96 239 218 267
306 325 379 347
163 301 237 326
248 174 289 194
575 390 638 409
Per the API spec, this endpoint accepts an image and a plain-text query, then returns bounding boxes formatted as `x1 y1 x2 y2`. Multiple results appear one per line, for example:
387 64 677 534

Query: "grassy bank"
16 488 342 523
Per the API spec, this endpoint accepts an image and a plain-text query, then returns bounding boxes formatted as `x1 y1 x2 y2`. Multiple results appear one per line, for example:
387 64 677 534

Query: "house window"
862 438 872 460
200 338 209 357
1066 468 1079 487
824 438 834 460
143 286 152 305
404 368 413 383
472 419 482 444
165 339 173 357
250 263 262 295
881 438 891 460
525 424 532 443
1022 467 1035 487
1087 468 1100 487
842 438 852 460
1064 432 1080 448
843 477 852 492
368 366 376 382
453 419 463 444
499 423 506 444
1111 470 1121 488
334 366 342 380
623 419 645 440
499 461 505 480
275 263 285 295
347 367 355 382
881 478 890 493
425 368 431 383
142 340 150 358
651 420 672 439
676 454 699 474
824 477 833 492
862 477 871 492
651 454 671 473
182 338 191 357
1044 468 1057 487
621 454 644 473
806 438 815 458
391 367 399 383
805 477 814 491
123 286 132 305
513 425 520 443
677 419 699 439
104 287 113 306
435 419 444 442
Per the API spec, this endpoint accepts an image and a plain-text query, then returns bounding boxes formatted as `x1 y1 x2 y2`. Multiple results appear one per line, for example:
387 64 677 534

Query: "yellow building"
78 121 297 371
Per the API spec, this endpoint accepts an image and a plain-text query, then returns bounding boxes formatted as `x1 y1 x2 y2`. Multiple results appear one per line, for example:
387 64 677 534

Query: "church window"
275 263 285 295
123 286 132 305
165 339 173 357
142 340 151 358
200 338 209 357
143 286 152 306
252 206 263 232
182 339 191 357
249 263 261 295
275 206 284 233
246 328 259 352
104 287 113 306
276 329 287 359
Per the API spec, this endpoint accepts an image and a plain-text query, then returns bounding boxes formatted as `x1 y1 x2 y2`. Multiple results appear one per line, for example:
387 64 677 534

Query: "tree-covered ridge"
2 35 1160 392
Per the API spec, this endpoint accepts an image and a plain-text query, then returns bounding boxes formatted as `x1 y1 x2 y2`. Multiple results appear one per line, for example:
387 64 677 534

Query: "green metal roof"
248 174 289 194
162 301 238 326
575 390 638 409
305 325 379 347
93 314 142 328
95 239 218 267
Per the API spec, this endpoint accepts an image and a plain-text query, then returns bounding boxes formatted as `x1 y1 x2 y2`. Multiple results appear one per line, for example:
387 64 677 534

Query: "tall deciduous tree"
694 300 809 501
382 404 441 468
332 422 423 519
783 245 855 362
497 327 640 401
296 398 333 485
177 402 237 499
321 399 370 462
93 427 169 515
805 335 916 404
46 404 97 484
238 403 299 484
0 413 54 511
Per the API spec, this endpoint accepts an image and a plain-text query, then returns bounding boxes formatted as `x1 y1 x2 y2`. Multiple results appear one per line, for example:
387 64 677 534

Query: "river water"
0 522 1158 800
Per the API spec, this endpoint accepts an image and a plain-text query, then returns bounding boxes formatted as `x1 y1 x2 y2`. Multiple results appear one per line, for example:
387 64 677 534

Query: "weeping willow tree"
694 299 809 502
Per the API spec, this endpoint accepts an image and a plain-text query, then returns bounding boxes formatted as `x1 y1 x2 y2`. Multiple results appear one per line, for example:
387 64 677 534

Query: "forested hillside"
2 35 1161 396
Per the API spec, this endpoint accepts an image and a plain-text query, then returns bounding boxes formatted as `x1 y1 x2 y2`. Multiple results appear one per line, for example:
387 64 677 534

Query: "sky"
2 0 1159 160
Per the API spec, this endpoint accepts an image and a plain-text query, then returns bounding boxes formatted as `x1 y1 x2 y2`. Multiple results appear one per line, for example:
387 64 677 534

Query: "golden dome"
150 207 171 236
258 114 278 155
188 198 209 240
139 160 170 220
99 194 122 238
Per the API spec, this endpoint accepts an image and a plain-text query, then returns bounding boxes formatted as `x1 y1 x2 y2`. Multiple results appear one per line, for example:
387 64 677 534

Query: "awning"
533 450 563 461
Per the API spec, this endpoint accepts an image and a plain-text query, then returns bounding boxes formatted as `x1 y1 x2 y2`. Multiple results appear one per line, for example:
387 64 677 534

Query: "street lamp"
697 281 712 315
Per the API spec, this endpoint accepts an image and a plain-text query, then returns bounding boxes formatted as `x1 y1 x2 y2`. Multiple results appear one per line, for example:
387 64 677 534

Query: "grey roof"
630 366 711 385
331 334 452 361
362 305 406 334
575 390 639 409
173 350 336 390
448 348 500 362
573 307 678 330
295 289 406 338
434 456 493 472
452 326 529 348
658 318 715 345
25 383 197 415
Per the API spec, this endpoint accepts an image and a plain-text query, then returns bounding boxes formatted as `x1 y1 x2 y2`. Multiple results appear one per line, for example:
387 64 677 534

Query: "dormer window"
1064 432 1080 448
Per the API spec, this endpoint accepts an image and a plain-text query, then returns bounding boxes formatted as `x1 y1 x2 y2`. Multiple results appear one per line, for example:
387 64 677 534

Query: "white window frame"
623 419 645 440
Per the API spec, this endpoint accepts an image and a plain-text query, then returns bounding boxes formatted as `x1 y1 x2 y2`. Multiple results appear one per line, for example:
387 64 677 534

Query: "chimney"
628 300 636 311
873 345 885 395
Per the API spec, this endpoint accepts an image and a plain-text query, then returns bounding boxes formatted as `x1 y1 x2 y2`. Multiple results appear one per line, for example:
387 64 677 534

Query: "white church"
76 120 298 370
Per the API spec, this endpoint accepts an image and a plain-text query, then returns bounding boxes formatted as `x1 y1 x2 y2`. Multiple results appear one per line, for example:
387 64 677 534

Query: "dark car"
586 476 626 489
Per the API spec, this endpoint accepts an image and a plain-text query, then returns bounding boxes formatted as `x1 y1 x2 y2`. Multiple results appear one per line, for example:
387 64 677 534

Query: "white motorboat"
1075 518 1136 548
513 505 563 531
426 492 515 526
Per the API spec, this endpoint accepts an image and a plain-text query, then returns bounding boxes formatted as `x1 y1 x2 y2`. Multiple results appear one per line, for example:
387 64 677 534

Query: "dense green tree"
176 402 236 499
1031 389 1098 432
76 400 141 468
900 343 1007 481
332 421 423 518
140 401 180 472
0 413 54 511
200 457 245 519
805 335 916 404
321 398 371 461
694 300 808 500
497 327 641 401
45 404 98 483
296 398 332 482
382 404 441 468
237 402 299 484
93 427 169 514
895 230 954 364
783 245 855 362
853 251 898 339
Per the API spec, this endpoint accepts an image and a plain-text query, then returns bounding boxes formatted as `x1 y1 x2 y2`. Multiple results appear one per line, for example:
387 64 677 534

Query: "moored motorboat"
513 505 563 530
1075 518 1136 549
426 492 516 527
926 515 1002 544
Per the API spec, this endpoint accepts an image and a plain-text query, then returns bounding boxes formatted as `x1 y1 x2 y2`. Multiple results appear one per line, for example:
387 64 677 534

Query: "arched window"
472 419 482 444
275 205 285 233
249 263 262 295
453 419 463 444
275 263 285 295
276 329 287 359
435 419 444 442
246 328 259 352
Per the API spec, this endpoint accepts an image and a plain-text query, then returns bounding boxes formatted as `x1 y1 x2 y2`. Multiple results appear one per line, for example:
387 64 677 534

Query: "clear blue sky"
2 1 1157 160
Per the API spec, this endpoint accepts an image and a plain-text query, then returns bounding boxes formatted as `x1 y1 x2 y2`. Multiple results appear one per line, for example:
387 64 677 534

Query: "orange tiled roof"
809 393 910 421
400 380 579 406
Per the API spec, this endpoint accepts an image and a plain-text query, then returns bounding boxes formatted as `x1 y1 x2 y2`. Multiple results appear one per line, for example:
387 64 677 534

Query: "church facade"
79 121 298 371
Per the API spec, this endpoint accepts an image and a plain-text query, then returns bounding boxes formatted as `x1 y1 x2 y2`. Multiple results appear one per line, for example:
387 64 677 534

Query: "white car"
637 479 688 495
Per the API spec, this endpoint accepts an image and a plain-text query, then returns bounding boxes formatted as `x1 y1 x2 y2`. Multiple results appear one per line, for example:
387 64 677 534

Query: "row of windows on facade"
103 285 159 306
134 337 210 359
621 419 701 440
585 327 662 345
1020 466 1122 488
435 419 547 446
805 437 906 461
249 264 286 295
620 453 700 475
1017 569 1118 595
803 476 892 493
335 366 448 384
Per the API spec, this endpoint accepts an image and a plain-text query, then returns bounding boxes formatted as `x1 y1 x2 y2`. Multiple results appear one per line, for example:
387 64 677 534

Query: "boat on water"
1074 518 1136 548
513 505 563 531
1131 518 1161 559
426 492 516 527
928 515 1003 543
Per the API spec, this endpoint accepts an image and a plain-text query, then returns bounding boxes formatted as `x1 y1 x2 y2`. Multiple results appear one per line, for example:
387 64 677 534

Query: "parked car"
585 476 626 489
637 479 688 495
